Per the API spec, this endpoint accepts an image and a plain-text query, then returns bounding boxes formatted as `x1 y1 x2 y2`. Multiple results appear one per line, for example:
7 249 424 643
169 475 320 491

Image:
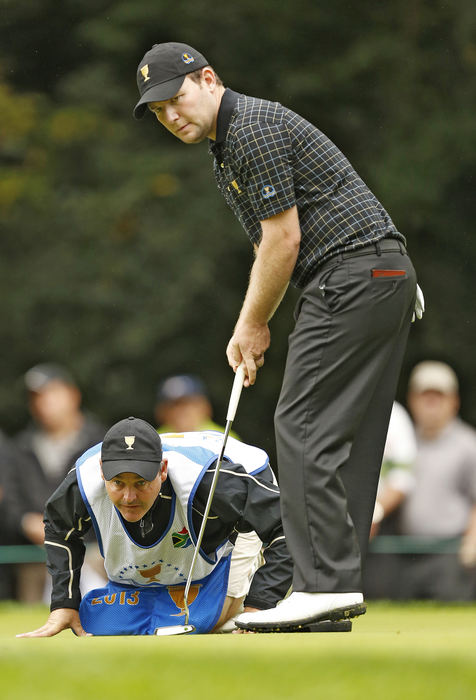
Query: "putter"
154 363 246 636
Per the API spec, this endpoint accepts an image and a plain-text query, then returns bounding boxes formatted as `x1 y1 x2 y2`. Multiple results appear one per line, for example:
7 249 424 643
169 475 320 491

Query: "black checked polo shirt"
209 89 406 288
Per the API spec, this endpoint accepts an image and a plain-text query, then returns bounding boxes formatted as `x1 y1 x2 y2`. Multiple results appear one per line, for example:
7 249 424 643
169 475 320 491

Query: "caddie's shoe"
235 592 366 632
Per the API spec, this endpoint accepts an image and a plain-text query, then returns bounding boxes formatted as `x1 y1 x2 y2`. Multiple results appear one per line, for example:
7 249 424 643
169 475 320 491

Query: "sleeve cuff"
50 600 80 612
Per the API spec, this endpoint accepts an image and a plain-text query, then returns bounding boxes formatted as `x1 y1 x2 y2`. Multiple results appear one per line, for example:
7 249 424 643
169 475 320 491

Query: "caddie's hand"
226 322 270 387
17 608 92 638
412 284 425 322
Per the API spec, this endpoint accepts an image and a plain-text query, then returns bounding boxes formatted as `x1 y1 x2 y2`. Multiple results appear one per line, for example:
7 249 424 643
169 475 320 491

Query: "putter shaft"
182 365 245 625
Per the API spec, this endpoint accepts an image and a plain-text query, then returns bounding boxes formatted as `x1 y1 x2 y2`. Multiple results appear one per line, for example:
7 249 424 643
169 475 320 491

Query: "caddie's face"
102 461 168 522
148 71 220 143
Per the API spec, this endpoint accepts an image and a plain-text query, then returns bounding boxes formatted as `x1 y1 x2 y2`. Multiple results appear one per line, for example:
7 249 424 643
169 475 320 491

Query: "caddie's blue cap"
156 375 208 404
134 42 209 119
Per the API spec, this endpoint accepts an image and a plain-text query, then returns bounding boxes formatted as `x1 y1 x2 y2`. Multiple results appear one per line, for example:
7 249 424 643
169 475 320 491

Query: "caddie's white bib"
76 431 268 588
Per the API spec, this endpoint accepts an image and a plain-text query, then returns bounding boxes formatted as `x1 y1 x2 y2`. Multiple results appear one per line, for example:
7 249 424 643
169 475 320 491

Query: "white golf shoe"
235 591 366 632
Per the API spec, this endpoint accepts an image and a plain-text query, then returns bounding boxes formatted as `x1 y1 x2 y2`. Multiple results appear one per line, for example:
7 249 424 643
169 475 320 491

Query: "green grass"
2 601 476 699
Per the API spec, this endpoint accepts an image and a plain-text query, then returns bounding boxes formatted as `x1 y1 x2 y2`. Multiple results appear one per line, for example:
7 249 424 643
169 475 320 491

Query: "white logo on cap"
182 53 195 65
124 436 135 450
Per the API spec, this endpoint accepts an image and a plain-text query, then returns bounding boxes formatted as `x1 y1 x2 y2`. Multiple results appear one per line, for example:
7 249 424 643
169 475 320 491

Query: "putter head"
154 624 195 637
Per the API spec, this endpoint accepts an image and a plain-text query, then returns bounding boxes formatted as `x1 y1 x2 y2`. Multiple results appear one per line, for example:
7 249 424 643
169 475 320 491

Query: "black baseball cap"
133 42 209 119
101 417 163 481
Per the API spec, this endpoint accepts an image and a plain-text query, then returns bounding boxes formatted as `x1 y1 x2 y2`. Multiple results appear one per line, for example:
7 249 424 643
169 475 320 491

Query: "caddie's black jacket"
44 460 293 612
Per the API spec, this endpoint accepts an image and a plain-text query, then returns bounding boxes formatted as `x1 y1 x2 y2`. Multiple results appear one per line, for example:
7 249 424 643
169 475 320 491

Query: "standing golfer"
133 43 424 631
18 417 292 636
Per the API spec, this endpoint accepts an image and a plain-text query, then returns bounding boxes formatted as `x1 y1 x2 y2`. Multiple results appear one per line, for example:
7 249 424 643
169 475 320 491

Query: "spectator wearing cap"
397 361 476 600
4 363 106 602
155 374 230 435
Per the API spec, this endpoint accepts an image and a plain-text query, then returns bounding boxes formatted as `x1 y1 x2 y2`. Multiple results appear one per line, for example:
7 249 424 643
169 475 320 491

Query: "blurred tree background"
1 0 475 467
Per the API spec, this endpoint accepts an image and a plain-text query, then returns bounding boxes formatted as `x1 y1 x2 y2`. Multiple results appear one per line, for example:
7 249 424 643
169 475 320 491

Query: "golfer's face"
148 75 217 143
103 470 164 522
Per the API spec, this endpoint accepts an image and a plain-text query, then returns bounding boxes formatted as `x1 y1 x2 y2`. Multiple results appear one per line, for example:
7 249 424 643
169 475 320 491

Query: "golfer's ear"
202 66 217 90
160 458 168 482
100 459 105 482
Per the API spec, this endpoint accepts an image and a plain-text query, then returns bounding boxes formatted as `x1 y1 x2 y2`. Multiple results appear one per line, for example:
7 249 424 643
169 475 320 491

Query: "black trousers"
275 240 417 593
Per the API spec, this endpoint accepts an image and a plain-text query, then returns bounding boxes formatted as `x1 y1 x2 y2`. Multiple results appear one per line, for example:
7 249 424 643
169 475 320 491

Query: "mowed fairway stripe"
1 602 476 699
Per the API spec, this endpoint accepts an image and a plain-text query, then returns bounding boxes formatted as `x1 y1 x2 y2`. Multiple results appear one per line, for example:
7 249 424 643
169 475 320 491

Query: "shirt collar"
213 88 240 145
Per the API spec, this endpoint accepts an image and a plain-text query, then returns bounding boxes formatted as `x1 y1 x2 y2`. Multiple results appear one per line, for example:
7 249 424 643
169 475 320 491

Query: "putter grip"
226 364 245 421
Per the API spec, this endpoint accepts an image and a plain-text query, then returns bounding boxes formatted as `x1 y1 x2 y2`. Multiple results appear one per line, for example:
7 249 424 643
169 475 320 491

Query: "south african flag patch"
172 527 192 548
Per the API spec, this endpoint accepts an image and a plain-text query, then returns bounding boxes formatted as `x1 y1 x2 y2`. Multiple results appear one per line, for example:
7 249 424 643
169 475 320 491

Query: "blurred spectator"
155 374 224 433
4 363 106 602
398 361 476 600
0 431 17 600
371 401 417 539
363 401 417 598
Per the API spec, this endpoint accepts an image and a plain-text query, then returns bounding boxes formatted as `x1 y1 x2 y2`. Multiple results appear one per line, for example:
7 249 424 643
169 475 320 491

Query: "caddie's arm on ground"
43 468 91 611
17 608 91 638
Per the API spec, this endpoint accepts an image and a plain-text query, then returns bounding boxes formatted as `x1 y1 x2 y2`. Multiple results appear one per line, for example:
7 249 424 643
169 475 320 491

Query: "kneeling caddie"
18 417 292 636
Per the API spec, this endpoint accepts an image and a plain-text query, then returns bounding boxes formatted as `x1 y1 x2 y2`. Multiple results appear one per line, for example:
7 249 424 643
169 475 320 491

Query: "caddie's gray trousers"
275 239 417 593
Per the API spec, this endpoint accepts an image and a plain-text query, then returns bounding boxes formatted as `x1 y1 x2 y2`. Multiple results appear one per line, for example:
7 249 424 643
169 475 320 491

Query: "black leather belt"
305 238 407 286
338 238 406 260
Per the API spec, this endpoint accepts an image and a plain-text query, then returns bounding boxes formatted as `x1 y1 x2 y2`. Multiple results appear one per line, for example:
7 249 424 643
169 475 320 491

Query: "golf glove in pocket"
412 284 425 322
